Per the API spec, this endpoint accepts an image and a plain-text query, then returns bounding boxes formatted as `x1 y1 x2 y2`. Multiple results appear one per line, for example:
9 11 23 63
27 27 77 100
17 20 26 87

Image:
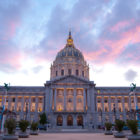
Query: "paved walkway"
21 133 128 140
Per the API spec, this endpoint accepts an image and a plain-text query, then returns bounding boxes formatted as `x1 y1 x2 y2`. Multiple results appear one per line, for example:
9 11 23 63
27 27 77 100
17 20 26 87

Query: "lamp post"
129 83 140 129
129 83 137 120
0 83 10 133
129 83 137 110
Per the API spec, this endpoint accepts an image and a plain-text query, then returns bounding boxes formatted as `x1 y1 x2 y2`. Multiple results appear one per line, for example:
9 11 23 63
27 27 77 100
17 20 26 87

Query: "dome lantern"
67 30 74 46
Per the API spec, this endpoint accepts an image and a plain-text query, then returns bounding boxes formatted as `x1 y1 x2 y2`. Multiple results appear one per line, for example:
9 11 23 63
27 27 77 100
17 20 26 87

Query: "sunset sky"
0 0 140 87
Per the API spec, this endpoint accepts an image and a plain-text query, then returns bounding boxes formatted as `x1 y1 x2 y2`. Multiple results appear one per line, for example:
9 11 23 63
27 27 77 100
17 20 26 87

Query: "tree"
39 113 47 125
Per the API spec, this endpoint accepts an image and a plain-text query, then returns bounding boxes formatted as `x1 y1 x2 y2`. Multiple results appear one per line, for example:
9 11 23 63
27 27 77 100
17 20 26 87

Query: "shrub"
115 119 125 132
19 120 29 132
105 122 112 131
127 120 138 135
5 118 16 135
31 122 38 131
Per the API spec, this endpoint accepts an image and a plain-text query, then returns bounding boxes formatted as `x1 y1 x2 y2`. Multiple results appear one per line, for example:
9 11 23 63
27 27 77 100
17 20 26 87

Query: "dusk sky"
0 0 140 87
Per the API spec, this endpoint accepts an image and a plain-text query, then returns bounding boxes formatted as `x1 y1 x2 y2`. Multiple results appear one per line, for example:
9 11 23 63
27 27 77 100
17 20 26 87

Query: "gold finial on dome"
67 30 74 46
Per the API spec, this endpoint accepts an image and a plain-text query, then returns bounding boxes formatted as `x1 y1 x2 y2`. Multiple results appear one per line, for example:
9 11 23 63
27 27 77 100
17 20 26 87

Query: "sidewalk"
20 133 128 140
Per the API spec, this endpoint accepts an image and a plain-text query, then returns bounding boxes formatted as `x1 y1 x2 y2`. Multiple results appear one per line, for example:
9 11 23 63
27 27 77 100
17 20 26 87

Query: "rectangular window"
61 69 64 76
56 71 58 76
68 69 71 75
76 69 79 76
12 98 15 102
82 71 84 77
39 98 42 103
32 98 35 103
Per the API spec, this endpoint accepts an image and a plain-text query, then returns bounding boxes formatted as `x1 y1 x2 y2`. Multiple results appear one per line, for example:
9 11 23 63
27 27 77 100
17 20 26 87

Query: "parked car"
38 125 46 130
123 126 130 130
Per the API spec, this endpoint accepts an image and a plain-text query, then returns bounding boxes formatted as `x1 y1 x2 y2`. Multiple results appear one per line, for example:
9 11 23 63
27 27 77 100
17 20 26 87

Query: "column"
129 96 131 111
8 96 11 110
35 96 38 112
21 96 24 112
73 115 77 126
87 89 90 110
29 96 31 112
50 89 53 111
54 89 57 111
108 96 112 123
108 96 111 112
122 96 126 121
101 96 104 112
42 96 44 112
115 96 119 119
14 96 18 112
122 96 125 112
74 88 76 111
35 96 38 121
101 96 105 124
63 115 67 127
83 89 86 111
64 88 66 111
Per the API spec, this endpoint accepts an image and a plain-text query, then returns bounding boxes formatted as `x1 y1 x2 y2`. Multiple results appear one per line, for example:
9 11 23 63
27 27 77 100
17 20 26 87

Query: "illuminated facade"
0 32 140 129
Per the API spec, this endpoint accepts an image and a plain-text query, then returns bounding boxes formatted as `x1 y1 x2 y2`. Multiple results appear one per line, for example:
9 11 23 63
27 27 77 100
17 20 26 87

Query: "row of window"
56 69 85 77
0 97 43 103
97 107 130 112
8 107 43 112
97 98 139 103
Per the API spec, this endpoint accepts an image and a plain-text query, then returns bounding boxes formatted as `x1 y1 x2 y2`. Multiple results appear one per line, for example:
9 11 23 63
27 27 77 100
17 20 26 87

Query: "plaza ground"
21 133 128 140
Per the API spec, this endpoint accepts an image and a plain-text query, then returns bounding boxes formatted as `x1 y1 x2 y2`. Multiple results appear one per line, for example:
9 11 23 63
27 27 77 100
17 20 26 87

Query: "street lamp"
0 83 10 133
129 83 140 129
129 83 137 110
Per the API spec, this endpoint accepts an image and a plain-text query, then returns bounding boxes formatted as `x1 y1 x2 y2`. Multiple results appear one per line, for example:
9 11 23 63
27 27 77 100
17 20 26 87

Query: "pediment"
51 75 91 85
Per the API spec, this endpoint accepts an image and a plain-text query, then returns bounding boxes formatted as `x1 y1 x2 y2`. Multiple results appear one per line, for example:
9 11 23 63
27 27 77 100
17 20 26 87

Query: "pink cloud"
84 25 140 64
110 19 134 32
0 51 24 70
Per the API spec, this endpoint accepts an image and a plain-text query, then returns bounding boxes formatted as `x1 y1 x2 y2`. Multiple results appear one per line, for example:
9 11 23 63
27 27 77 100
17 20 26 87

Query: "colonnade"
96 95 140 124
0 96 44 113
50 88 90 112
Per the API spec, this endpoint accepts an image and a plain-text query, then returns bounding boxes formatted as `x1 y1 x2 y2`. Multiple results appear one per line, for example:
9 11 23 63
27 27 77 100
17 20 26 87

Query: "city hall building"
0 32 140 129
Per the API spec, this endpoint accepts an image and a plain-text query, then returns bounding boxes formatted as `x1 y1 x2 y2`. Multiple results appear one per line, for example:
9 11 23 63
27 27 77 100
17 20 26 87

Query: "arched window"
77 115 83 126
57 115 63 126
68 69 71 75
76 69 79 76
61 69 64 76
82 71 84 77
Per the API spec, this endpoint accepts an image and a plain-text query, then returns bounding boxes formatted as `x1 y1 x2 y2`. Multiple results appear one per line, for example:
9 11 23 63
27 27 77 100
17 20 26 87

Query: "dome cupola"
50 31 89 80
55 31 85 64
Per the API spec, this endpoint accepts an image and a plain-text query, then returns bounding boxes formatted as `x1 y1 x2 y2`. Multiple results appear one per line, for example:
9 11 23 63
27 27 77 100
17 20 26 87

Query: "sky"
0 0 140 87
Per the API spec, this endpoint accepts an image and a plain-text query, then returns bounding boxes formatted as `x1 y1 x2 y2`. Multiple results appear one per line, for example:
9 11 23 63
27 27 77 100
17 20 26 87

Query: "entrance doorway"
67 115 73 126
57 115 63 126
77 115 83 126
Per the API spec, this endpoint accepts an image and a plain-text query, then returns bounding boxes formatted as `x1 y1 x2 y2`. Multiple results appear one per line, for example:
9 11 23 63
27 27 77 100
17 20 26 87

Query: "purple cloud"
124 69 137 82
0 0 30 72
